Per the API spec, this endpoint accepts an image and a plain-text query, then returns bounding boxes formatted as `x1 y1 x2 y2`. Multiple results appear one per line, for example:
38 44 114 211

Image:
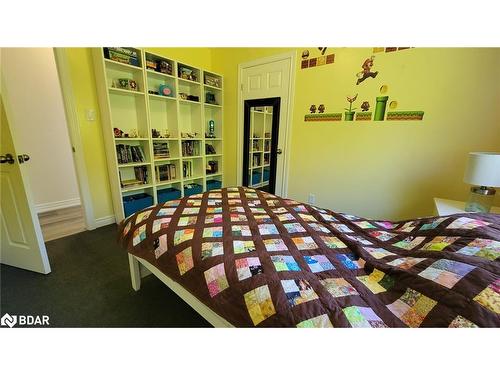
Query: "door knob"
0 153 15 164
276 148 283 155
18 154 30 163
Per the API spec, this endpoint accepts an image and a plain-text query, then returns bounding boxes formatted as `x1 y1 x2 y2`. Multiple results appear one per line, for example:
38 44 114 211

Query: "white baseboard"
95 215 116 228
36 198 81 213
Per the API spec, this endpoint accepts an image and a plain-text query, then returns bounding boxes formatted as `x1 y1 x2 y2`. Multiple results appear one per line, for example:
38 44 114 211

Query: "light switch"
85 109 96 121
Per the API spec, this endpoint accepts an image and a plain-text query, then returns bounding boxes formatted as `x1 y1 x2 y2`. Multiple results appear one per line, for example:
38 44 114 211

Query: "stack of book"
182 140 200 156
253 154 261 167
119 166 148 188
104 47 139 67
116 144 146 164
183 160 194 178
156 164 176 182
153 142 170 159
252 140 260 151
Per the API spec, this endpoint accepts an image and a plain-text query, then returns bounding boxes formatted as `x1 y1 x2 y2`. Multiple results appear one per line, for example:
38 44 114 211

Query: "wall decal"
344 94 358 121
302 50 310 59
356 112 372 121
309 104 317 113
318 104 325 113
386 111 425 121
373 47 413 53
356 55 379 85
305 113 342 122
301 53 335 69
318 47 328 55
361 101 370 111
380 85 388 94
374 96 389 121
389 101 398 109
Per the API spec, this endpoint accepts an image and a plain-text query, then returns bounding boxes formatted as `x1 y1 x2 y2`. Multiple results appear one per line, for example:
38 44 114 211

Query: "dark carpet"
0 224 210 327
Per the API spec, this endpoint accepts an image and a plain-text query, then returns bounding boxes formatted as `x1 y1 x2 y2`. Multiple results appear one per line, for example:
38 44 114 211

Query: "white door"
239 53 295 196
0 88 51 274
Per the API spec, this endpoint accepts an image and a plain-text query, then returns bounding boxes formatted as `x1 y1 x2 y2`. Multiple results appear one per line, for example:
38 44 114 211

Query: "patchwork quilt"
118 187 500 327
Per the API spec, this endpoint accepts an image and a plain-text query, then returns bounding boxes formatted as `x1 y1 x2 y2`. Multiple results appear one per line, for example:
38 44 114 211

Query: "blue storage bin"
123 193 153 218
263 169 270 182
206 179 222 191
157 187 181 204
252 171 262 185
184 183 203 197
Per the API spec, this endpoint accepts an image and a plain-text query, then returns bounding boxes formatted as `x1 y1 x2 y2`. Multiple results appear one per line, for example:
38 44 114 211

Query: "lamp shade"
463 152 500 187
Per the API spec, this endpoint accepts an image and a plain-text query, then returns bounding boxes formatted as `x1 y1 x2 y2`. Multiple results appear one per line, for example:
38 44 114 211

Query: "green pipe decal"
374 96 388 121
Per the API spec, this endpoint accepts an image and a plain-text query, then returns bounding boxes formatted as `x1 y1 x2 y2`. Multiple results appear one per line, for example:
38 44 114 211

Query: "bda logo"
1 313 17 328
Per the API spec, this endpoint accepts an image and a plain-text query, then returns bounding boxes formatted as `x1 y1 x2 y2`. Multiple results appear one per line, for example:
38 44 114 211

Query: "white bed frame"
128 254 233 327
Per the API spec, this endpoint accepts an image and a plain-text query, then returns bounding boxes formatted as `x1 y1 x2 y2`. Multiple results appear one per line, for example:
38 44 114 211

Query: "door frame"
53 48 96 230
237 51 296 197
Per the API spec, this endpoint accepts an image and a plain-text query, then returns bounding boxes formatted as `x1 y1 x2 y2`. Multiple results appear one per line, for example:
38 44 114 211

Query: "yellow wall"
66 47 500 223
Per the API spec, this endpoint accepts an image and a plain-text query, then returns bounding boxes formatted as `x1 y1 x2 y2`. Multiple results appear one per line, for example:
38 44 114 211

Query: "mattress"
118 187 500 327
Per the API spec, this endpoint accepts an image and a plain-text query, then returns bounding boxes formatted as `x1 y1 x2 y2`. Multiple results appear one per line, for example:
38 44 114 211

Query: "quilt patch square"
386 257 426 270
457 238 500 260
174 229 195 245
204 263 229 298
186 199 202 207
297 314 333 328
232 225 252 237
230 213 248 222
208 192 222 198
421 236 459 251
263 238 288 252
153 234 168 259
357 269 394 294
292 205 309 213
176 247 194 275
203 226 223 238
201 242 224 260
369 231 398 242
230 206 245 213
447 217 490 230
304 255 335 273
308 222 331 233
330 223 353 233
235 257 263 280
153 217 171 233
244 285 276 326
345 235 373 245
343 306 387 328
163 199 180 207
387 288 437 327
245 192 259 199
250 207 267 214
258 224 279 235
320 278 359 298
233 240 256 254
419 259 475 288
206 207 223 214
420 218 446 230
277 213 296 222
473 279 500 314
272 207 289 214
266 199 281 207
393 236 426 250
353 221 377 229
340 213 360 220
292 236 318 250
320 213 338 222
132 224 147 246
363 247 396 259
298 213 317 222
281 279 319 307
136 210 152 224
254 214 272 223
375 221 398 230
397 221 417 232
182 207 200 215
228 199 243 205
207 199 222 206
449 315 478 328
178 216 197 226
320 236 347 249
284 223 307 234
284 199 300 206
271 255 301 271
205 214 223 224
336 253 365 270
123 220 132 236
227 192 241 199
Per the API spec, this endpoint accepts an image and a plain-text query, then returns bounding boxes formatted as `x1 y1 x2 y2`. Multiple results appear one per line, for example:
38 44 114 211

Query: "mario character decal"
318 104 325 113
361 101 370 112
309 104 317 114
356 55 379 85
344 94 358 121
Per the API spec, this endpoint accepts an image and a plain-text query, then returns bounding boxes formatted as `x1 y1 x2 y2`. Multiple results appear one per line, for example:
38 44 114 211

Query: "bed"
118 187 500 327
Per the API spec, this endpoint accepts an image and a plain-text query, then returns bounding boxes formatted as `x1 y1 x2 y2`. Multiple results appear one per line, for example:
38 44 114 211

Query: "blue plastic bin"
252 171 262 185
263 168 270 182
123 193 153 218
184 183 203 197
157 187 181 204
206 179 222 191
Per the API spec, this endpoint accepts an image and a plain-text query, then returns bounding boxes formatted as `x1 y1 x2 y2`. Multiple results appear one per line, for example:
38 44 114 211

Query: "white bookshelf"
93 48 224 221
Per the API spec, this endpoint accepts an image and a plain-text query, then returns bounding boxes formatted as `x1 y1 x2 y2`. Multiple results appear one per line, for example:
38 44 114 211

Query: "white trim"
237 51 296 196
95 215 116 228
36 198 81 213
53 48 97 230
130 254 233 327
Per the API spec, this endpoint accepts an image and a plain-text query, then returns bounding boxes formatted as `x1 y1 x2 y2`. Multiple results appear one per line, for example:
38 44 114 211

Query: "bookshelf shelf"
94 47 224 221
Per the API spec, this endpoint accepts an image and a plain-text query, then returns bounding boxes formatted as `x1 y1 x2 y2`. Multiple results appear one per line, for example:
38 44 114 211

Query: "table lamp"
463 152 500 213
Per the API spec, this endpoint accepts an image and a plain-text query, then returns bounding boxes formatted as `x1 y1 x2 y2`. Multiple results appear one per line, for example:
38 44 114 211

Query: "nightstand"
434 198 500 216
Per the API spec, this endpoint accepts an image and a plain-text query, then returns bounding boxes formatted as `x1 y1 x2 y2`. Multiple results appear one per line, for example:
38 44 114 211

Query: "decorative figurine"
206 92 217 104
114 127 124 138
152 129 161 138
163 129 170 138
129 129 138 138
159 84 173 97
207 120 216 138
